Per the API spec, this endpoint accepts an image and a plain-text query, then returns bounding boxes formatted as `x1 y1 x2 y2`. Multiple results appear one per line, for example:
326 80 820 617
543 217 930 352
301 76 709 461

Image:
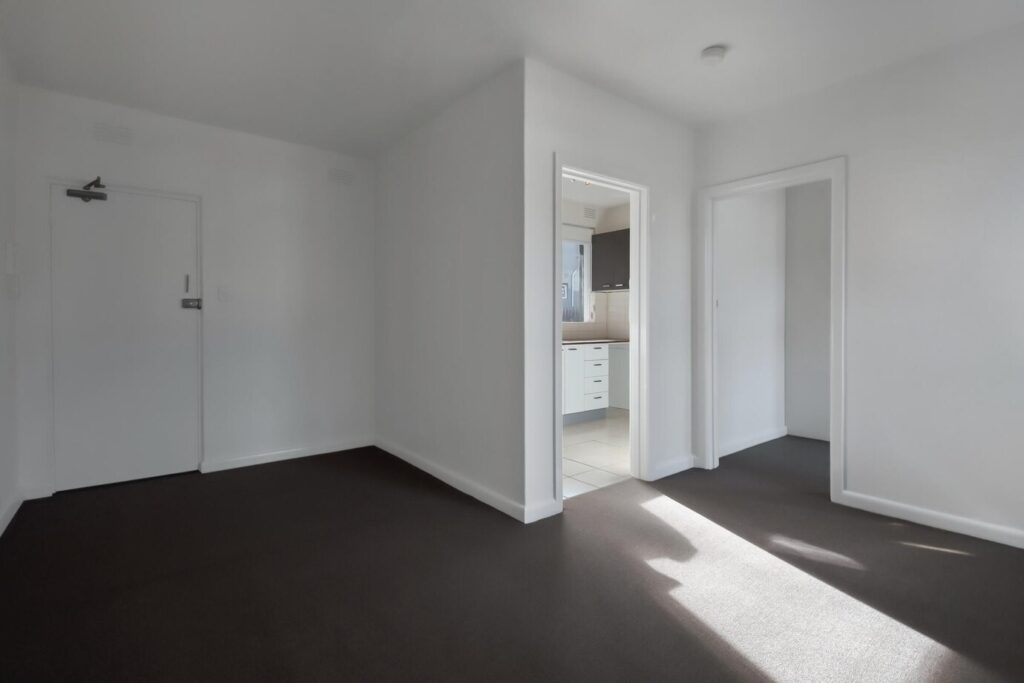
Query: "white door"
562 345 585 414
51 185 201 490
712 191 786 457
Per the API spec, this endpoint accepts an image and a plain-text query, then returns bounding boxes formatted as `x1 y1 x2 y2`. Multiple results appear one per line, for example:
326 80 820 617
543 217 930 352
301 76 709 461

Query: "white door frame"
47 178 204 490
553 161 650 500
696 157 847 500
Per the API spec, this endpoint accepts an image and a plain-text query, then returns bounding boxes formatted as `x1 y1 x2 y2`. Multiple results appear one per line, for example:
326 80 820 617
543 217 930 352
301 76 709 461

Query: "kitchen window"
562 224 593 322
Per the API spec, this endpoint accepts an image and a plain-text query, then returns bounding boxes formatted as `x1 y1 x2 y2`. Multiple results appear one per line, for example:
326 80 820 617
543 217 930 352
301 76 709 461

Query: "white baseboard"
20 486 55 500
835 489 1024 550
718 426 788 457
787 429 829 441
0 493 24 539
523 498 562 524
375 437 526 523
644 453 696 481
200 438 374 473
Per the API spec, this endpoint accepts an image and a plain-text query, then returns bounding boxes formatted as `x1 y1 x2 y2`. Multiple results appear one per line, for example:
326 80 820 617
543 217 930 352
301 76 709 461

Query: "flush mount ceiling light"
701 44 728 65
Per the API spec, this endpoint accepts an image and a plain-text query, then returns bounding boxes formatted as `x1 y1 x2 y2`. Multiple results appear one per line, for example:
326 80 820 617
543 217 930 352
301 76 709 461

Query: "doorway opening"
554 166 648 500
698 158 846 499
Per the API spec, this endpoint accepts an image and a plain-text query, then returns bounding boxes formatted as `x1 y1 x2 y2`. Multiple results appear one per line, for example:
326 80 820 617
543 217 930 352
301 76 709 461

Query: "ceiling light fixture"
701 44 728 65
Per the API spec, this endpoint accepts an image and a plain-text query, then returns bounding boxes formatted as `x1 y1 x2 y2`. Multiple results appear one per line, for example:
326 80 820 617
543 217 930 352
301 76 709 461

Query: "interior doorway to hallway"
698 157 847 498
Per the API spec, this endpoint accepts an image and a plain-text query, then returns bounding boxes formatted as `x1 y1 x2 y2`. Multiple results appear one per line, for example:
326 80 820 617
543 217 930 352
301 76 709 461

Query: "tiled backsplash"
605 291 629 339
563 291 629 341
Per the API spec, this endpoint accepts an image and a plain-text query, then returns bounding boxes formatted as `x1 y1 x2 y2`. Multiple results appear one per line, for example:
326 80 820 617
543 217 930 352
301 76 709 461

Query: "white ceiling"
2 0 1023 156
562 179 628 209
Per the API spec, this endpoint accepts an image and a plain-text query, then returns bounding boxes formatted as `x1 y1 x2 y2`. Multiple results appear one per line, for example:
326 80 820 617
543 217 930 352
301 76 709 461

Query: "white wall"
375 65 526 519
696 24 1024 546
596 203 629 232
561 199 597 229
605 291 629 341
524 59 695 518
0 46 19 532
785 181 830 441
14 87 375 494
713 190 787 456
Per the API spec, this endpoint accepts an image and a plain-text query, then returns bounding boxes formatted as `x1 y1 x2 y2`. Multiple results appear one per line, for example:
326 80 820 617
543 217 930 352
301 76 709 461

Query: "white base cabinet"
563 343 609 414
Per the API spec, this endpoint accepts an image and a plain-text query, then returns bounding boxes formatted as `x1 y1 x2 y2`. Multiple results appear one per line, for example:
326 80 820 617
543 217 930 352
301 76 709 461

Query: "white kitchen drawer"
583 344 609 360
584 359 608 377
584 376 607 394
583 391 609 409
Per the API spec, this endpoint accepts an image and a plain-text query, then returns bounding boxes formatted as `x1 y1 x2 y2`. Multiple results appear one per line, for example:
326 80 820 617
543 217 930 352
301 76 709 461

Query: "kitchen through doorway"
557 168 643 498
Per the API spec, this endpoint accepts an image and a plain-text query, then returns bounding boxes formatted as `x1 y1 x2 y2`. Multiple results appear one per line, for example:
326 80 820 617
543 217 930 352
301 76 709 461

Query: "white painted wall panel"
0 46 19 530
785 181 831 441
695 25 1024 537
713 190 786 456
375 65 525 517
14 87 375 493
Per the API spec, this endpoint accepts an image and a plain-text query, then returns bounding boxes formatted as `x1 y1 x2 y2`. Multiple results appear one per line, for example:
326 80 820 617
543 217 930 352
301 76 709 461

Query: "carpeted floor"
1 437 1021 681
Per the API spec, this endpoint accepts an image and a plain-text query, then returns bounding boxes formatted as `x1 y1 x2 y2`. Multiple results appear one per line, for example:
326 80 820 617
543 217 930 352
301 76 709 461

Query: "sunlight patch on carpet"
768 534 866 571
642 495 986 682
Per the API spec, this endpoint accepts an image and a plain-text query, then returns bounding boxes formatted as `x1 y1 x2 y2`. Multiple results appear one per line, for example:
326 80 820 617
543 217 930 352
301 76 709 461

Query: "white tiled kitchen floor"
562 408 631 498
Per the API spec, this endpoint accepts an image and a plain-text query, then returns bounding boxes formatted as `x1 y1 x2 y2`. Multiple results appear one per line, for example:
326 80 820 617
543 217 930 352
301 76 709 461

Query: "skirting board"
0 493 24 539
835 489 1024 551
375 438 526 523
523 498 562 524
719 426 788 458
200 438 375 473
20 486 55 500
644 453 696 481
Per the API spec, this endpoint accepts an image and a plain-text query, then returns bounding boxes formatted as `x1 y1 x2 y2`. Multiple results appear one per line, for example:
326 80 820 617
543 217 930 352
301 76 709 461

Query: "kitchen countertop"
562 339 628 345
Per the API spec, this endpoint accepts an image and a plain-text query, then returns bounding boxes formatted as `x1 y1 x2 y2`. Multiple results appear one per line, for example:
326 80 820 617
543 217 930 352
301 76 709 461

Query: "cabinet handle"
593 363 603 366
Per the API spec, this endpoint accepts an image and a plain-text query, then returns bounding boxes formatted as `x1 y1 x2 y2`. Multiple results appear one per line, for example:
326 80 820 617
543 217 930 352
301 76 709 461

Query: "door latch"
181 298 202 309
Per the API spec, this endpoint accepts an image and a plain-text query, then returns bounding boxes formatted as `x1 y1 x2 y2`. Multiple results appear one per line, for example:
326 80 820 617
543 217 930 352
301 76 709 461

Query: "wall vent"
582 205 597 220
93 122 134 145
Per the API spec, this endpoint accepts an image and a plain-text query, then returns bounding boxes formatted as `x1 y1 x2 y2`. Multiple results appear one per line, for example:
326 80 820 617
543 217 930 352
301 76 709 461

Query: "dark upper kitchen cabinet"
592 229 629 291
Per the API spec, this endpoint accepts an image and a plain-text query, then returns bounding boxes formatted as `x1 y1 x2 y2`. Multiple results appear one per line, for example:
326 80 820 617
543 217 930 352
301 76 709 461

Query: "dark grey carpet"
1 437 1021 681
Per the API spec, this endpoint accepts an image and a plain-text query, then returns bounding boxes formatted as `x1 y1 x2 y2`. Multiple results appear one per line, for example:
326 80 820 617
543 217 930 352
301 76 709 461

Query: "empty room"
1 2 1022 681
